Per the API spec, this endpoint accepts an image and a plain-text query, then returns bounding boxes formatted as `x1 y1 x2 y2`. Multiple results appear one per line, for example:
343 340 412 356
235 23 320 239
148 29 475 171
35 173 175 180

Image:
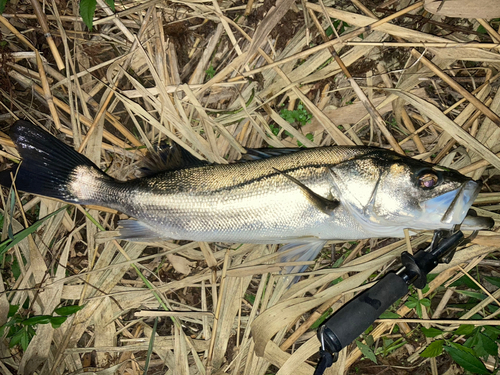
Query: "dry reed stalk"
0 0 499 374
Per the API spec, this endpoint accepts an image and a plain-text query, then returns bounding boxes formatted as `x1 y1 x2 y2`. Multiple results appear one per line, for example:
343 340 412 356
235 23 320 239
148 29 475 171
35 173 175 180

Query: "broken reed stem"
242 1 424 76
35 51 61 129
280 296 341 351
458 266 500 308
459 151 500 174
476 19 500 44
410 49 500 127
344 41 500 48
398 71 500 146
312 0 404 153
433 97 493 163
0 15 37 51
206 249 230 374
29 0 65 70
77 87 117 153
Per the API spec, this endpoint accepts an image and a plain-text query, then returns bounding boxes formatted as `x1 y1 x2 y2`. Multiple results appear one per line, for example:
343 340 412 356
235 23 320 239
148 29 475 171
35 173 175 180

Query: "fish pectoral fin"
273 168 339 215
118 219 166 241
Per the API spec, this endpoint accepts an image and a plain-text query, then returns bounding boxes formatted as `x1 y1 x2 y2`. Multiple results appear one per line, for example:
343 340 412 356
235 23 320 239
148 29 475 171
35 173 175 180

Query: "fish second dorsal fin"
241 147 303 161
139 142 210 177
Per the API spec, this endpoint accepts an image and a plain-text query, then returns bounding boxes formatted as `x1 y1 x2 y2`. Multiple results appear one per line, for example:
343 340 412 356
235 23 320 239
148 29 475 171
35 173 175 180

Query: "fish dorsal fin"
273 168 339 215
241 147 303 161
139 142 209 176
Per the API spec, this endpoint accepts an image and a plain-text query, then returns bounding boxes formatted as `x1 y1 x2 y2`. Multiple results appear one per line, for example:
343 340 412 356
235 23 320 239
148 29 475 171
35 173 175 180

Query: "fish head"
330 149 488 235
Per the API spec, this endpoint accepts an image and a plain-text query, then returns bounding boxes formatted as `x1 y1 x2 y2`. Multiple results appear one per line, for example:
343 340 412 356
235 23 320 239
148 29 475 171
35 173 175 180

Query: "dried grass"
0 0 499 374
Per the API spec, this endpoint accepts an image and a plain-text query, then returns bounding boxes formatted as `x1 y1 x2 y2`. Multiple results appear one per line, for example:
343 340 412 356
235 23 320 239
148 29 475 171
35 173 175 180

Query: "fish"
0 120 494 268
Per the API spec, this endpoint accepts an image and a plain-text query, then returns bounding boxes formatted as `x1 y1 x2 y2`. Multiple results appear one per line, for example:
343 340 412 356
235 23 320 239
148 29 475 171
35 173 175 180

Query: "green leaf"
419 298 431 307
483 276 500 288
477 333 498 357
310 308 332 330
144 317 158 374
466 330 482 348
244 293 255 305
0 206 67 258
415 303 423 318
455 290 486 300
22 315 53 326
482 325 500 340
10 255 21 279
54 305 84 316
8 304 19 318
20 329 30 351
477 25 487 34
5 315 23 327
379 311 400 319
205 65 216 80
453 324 475 336
50 316 67 329
448 341 476 356
444 345 490 374
330 277 343 286
365 334 374 347
405 297 418 309
356 340 377 364
27 325 35 337
421 327 444 338
80 0 97 31
450 275 479 289
9 327 25 348
104 0 114 11
420 340 444 357
0 0 9 20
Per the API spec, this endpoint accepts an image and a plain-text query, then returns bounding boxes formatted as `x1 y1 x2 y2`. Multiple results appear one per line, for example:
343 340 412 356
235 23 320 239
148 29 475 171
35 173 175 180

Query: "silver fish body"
2 120 492 246
89 147 379 243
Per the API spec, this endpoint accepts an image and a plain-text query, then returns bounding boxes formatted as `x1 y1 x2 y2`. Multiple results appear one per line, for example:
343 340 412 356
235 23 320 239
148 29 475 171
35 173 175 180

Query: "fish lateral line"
272 167 339 215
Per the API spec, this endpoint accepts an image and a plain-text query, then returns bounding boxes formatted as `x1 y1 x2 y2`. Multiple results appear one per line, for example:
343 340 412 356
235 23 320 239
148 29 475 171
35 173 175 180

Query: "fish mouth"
422 180 481 226
440 180 481 225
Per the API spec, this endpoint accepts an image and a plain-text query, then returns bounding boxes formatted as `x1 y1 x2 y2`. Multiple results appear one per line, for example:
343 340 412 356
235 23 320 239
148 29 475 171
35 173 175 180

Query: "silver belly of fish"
117 169 371 243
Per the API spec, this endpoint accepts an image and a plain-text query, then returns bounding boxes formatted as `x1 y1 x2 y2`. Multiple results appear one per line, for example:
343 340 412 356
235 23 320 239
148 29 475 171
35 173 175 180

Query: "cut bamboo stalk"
242 1 424 76
29 0 65 70
310 4 404 153
410 49 500 127
35 51 61 129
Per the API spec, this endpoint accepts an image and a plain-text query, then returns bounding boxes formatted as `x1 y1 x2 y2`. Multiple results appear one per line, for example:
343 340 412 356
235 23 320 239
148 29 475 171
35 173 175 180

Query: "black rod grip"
321 272 409 352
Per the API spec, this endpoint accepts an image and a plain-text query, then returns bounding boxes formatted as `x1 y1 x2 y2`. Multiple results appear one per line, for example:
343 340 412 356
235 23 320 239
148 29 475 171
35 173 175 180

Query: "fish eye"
418 172 439 189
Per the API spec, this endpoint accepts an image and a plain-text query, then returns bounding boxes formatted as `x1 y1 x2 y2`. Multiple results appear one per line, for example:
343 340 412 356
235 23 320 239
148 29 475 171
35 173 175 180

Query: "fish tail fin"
0 120 112 204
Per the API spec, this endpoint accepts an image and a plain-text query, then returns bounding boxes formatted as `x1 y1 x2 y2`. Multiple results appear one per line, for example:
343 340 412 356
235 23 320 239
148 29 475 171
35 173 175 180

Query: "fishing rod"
314 228 475 375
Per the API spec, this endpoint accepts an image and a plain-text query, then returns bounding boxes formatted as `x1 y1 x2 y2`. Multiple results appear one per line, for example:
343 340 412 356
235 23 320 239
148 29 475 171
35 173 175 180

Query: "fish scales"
104 147 372 243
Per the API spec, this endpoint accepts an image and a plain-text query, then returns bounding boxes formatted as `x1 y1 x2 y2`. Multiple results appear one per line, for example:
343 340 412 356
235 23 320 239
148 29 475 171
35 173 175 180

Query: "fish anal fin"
278 241 327 283
118 219 166 241
273 168 339 215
